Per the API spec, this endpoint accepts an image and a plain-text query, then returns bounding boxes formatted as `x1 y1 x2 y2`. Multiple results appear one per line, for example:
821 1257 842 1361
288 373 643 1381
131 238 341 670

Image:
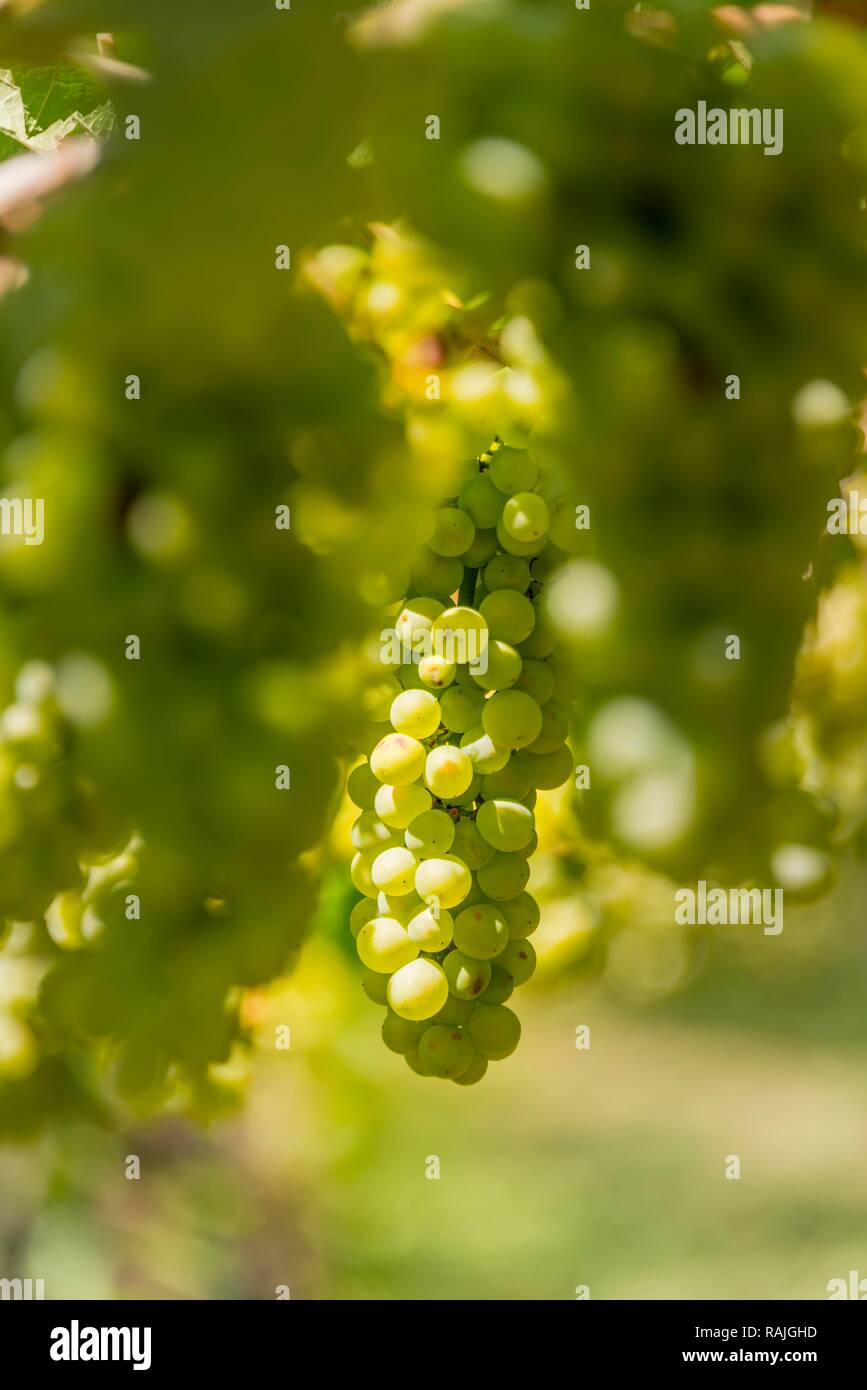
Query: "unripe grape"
482 690 543 750
502 491 550 544
407 904 454 952
480 756 533 801
496 515 546 557
350 850 378 897
361 968 390 1005
347 760 379 809
479 589 536 644
470 638 522 691
404 1051 431 1077
524 742 573 789
356 917 418 972
461 529 498 568
440 771 482 807
411 547 463 598
377 890 424 925
374 781 432 829
515 830 538 859
451 1049 488 1086
395 596 444 656
467 1003 521 1060
476 797 535 852
405 809 455 858
351 811 400 852
497 938 537 987
350 898 379 938
459 473 504 529
381 1010 428 1056
513 658 555 706
460 727 511 773
484 553 531 592
398 660 425 690
388 957 449 1020
390 689 441 739
425 744 474 798
418 653 456 689
417 1024 474 1078
415 854 472 909
430 605 489 667
451 817 496 870
502 891 540 938
525 698 570 754
488 447 538 496
516 600 557 658
361 675 403 722
477 851 530 901
371 733 427 786
454 903 509 960
430 994 475 1026
440 685 485 733
429 506 475 557
372 846 418 895
480 966 514 1004
443 949 491 1000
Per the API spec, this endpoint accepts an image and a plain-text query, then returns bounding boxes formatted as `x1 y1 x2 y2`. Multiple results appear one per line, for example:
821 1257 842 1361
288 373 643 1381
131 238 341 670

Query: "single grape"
460 727 511 774
439 771 482 807
480 967 514 1004
361 674 403 722
488 447 538 496
404 1051 432 1077
451 1049 488 1086
347 760 379 809
418 1024 474 1079
370 733 427 786
451 817 496 870
443 949 491 1000
461 528 499 568
515 829 538 860
453 903 509 960
479 590 536 645
430 994 475 1026
388 957 449 1020
470 639 522 691
482 690 543 750
525 698 570 754
350 898 379 938
415 854 472 909
351 811 400 852
356 917 418 972
467 1003 521 1060
418 653 456 689
430 605 489 669
361 968 389 1006
395 596 444 657
477 851 531 901
407 903 454 952
459 473 504 529
411 547 463 598
484 553 531 592
523 742 573 789
516 601 557 658
440 684 485 733
501 891 540 938
350 850 378 898
496 515 546 558
374 781 432 829
382 1010 428 1056
371 846 418 895
390 688 442 739
398 660 425 690
513 658 555 706
405 809 455 858
477 796 534 850
430 506 475 557
425 744 474 798
502 491 550 544
497 938 537 987
480 757 533 801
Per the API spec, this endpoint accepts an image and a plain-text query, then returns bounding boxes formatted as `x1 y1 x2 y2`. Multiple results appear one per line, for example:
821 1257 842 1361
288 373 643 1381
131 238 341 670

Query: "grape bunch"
347 439 575 1083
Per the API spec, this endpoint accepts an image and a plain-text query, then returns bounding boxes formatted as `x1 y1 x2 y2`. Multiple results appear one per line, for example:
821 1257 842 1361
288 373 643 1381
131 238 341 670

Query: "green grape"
390 688 442 739
407 903 454 952
388 957 449 1020
548 497 586 552
451 816 495 870
395 596 445 656
429 506 475 557
467 1004 521 1060
479 589 536 645
430 994 475 1026
377 890 424 924
516 601 557 658
526 698 570 754
361 674 403 722
459 473 505 528
351 810 400 852
480 757 533 800
513 658 555 706
371 846 418 895
443 949 491 1000
477 851 531 901
476 797 535 852
404 1051 432 1077
522 788 538 810
0 1014 38 1081
488 447 538 496
411 547 463 598
361 969 390 1005
425 744 474 798
461 528 499 568
480 966 514 1004
484 553 531 592
417 1024 473 1078
371 732 427 786
350 850 378 897
502 491 550 544
452 1049 488 1086
350 898 379 938
497 938 537 987
524 742 573 789
460 727 511 774
502 891 540 938
482 690 543 750
470 638 522 691
430 605 489 667
374 781 432 829
453 903 509 959
496 515 546 558
440 771 482 808
415 854 472 909
405 808 455 858
515 830 538 860
398 660 425 690
356 917 418 972
440 684 485 733
347 760 379 809
382 1010 428 1056
418 653 456 689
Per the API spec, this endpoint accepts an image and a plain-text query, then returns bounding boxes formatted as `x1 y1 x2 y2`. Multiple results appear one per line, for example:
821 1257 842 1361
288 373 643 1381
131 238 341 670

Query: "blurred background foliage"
0 0 866 1298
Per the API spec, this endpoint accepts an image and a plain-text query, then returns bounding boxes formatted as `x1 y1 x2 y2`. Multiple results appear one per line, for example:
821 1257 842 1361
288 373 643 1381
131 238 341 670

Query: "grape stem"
458 567 477 608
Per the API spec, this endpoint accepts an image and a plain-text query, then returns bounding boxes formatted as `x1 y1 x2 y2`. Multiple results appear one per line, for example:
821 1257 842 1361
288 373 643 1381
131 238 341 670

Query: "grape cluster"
347 439 573 1082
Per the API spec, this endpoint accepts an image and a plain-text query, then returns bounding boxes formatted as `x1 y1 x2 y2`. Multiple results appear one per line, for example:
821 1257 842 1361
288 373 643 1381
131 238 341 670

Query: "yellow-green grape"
389 689 441 739
398 660 425 690
459 473 504 529
479 590 536 645
460 727 511 774
480 757 533 800
497 938 537 987
407 903 454 952
523 742 573 789
405 808 455 858
415 854 472 909
351 810 400 852
470 638 522 691
467 1003 521 1060
462 529 498 568
513 658 555 706
370 732 427 786
453 903 509 960
361 674 403 722
347 760 380 809
495 514 546 557
488 447 538 496
361 968 390 1005
430 994 475 1026
548 497 586 552
482 690 543 750
388 957 449 1020
451 817 496 870
475 797 535 852
418 653 456 689
502 491 550 544
377 890 424 924
440 685 485 733
371 846 418 895
515 830 538 860
45 889 86 950
484 554 531 592
430 605 489 666
526 698 570 754
443 949 491 1000
374 781 432 829
395 596 445 657
356 917 419 973
411 547 463 598
480 967 514 1005
429 506 475 557
425 744 474 798
404 1051 430 1077
381 1010 428 1056
0 1012 38 1080
350 898 379 938
452 1049 488 1086
417 1024 474 1079
477 851 531 901
501 892 540 938
516 600 557 658
441 771 482 808
350 850 378 897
